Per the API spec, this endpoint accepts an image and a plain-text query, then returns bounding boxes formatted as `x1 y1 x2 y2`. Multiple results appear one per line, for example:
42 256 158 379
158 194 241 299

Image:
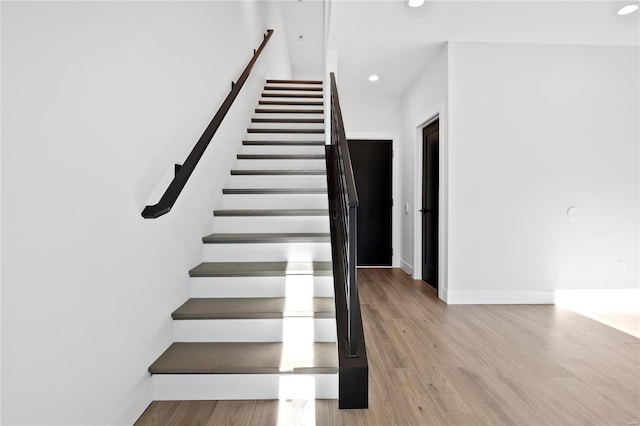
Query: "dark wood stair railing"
142 30 273 219
326 72 368 409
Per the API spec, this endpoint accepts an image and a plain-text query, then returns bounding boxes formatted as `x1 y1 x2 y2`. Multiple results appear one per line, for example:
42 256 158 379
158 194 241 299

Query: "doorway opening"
421 120 439 289
348 139 393 267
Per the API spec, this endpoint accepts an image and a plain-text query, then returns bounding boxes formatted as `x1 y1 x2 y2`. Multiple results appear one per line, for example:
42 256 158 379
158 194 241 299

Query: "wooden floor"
136 268 640 425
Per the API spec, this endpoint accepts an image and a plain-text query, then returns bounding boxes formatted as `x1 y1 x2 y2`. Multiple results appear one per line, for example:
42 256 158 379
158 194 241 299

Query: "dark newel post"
348 205 358 357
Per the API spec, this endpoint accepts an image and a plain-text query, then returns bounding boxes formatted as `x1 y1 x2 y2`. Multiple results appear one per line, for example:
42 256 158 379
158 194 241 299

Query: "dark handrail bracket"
142 30 274 219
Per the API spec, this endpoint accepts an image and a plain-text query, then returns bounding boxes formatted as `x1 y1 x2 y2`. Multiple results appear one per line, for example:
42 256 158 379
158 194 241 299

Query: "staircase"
149 79 339 401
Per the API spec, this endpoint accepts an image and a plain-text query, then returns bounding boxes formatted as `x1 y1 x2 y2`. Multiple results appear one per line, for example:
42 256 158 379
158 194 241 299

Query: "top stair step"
267 79 322 85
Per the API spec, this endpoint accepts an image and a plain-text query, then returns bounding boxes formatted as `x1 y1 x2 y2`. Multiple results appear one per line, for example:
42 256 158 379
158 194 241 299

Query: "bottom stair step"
149 342 338 374
189 261 333 277
172 297 335 319
153 373 338 401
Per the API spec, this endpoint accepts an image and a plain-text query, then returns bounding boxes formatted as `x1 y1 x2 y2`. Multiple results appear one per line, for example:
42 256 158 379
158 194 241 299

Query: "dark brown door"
422 121 439 288
348 139 393 266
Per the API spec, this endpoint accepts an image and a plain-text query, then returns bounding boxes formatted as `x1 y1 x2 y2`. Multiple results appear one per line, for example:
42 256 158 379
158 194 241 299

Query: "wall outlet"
618 261 627 274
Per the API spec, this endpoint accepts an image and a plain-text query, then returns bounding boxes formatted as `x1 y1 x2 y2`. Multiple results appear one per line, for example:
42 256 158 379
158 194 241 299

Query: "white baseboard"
107 377 153 426
439 287 448 303
400 259 413 276
446 290 555 305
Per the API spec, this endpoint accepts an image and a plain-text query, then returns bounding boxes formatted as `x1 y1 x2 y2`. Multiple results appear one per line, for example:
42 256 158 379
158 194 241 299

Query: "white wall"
339 94 402 267
446 42 639 303
1 2 291 425
280 0 324 80
399 44 449 288
0 4 3 421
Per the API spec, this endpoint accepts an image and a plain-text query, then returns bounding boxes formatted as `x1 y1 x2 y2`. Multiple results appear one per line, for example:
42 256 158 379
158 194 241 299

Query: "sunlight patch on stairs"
277 376 317 425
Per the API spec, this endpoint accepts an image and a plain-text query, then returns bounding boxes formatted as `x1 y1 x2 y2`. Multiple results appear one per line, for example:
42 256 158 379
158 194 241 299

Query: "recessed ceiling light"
406 0 425 8
617 3 639 15
369 75 379 82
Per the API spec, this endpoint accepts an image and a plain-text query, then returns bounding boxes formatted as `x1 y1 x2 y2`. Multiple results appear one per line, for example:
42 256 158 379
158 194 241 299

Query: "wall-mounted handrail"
142 29 274 219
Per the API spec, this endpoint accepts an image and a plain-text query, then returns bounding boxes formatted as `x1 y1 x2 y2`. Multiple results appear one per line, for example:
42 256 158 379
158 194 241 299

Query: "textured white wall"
0 2 291 424
447 42 639 301
338 94 402 267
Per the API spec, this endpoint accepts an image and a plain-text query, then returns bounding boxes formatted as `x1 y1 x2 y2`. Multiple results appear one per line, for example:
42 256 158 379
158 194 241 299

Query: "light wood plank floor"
136 268 640 425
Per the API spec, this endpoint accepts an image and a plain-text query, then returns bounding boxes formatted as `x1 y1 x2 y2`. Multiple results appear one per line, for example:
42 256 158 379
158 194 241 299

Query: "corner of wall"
400 259 413 276
107 377 153 426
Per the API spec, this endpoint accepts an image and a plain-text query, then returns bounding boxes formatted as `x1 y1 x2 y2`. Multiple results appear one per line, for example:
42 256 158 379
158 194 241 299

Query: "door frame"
346 132 400 268
413 107 449 302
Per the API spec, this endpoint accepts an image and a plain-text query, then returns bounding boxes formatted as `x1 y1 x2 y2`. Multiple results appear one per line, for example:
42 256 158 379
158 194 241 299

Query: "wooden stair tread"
264 86 323 91
202 233 330 244
230 169 326 175
251 118 324 123
172 297 335 320
189 261 333 277
262 93 323 98
259 100 323 106
267 79 323 85
237 154 325 160
255 109 324 114
214 209 329 217
149 342 338 374
222 188 327 194
242 140 324 146
247 129 324 134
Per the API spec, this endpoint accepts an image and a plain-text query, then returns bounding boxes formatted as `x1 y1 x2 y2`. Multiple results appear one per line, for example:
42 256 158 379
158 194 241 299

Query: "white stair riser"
189 276 335 298
235 159 325 169
203 242 332 262
241 145 325 155
173 318 337 342
244 132 323 141
153 374 338 400
228 175 327 189
254 113 324 120
223 194 328 209
249 122 324 130
263 90 323 96
213 216 329 233
265 82 323 88
258 103 323 111
260 96 323 103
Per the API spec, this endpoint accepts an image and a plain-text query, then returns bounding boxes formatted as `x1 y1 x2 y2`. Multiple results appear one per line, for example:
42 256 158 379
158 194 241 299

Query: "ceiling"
280 0 325 77
281 0 639 96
